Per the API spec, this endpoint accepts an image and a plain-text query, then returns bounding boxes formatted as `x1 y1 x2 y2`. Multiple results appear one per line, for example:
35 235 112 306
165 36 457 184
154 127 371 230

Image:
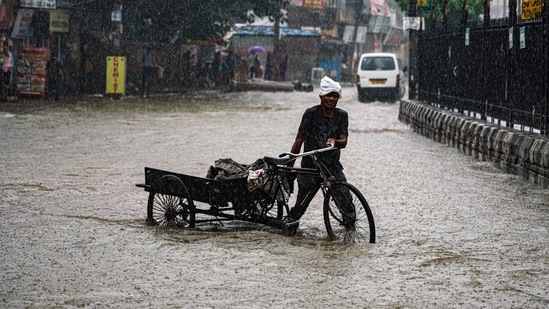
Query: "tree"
121 0 288 43
392 0 486 29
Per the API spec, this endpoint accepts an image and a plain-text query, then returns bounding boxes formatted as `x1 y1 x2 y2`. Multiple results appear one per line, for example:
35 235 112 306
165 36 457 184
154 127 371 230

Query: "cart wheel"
147 175 195 228
323 182 375 244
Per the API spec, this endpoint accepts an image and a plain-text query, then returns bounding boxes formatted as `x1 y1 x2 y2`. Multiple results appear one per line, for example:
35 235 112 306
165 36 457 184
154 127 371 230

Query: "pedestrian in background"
48 54 64 101
248 52 258 79
2 45 12 83
225 50 237 84
0 45 12 101
141 46 156 97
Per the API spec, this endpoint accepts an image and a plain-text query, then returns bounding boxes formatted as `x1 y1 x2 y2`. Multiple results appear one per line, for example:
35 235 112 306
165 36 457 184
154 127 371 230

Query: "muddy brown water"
1 89 547 308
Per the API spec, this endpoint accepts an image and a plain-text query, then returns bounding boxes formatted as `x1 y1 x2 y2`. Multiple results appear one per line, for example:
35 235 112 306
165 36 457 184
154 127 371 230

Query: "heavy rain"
1 89 547 308
0 0 547 307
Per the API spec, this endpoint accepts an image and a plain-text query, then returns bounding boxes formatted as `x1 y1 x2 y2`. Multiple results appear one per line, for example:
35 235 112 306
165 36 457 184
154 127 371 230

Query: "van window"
361 57 395 71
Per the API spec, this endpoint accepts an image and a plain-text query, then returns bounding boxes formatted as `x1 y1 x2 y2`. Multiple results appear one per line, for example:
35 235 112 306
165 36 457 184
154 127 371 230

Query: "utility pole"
409 0 418 99
347 0 363 85
274 12 280 53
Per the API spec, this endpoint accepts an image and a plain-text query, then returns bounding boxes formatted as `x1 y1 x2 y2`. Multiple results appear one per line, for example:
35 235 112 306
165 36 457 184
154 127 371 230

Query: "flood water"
1 89 547 308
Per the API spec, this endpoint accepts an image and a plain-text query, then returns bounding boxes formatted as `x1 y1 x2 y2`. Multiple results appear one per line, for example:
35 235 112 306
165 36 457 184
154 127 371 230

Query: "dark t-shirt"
298 105 348 169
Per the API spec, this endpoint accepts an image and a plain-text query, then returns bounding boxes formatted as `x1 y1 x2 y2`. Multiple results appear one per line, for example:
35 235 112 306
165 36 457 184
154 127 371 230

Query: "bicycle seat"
263 156 293 166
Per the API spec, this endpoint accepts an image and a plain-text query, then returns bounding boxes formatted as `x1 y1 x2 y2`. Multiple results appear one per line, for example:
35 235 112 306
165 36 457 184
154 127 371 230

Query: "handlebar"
279 144 336 159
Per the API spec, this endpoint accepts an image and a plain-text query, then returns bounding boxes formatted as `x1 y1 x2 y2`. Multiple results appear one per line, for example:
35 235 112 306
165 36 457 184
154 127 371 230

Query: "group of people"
140 47 240 96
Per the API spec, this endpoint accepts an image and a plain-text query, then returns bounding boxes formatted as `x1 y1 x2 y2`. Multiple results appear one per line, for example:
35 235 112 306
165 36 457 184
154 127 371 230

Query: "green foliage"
425 0 486 29
121 0 288 43
393 0 486 29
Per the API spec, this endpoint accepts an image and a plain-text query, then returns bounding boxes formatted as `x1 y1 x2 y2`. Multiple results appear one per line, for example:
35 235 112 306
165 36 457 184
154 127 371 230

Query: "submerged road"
1 89 547 308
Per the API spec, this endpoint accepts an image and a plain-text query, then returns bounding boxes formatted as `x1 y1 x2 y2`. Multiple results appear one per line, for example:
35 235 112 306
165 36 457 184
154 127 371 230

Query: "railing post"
480 0 490 121
541 0 549 135
409 0 418 100
505 0 517 128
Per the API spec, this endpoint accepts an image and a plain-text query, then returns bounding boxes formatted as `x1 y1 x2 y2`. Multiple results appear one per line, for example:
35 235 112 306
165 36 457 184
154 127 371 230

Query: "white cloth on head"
318 76 342 97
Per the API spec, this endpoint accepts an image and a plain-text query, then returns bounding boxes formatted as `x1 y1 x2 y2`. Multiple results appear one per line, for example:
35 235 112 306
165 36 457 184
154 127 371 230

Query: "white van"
356 53 406 102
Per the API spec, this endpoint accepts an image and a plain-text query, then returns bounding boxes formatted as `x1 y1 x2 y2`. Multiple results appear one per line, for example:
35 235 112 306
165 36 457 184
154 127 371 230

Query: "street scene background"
1 89 548 308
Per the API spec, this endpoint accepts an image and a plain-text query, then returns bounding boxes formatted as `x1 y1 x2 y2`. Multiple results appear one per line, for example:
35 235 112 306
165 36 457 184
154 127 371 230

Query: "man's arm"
287 132 306 167
326 134 347 149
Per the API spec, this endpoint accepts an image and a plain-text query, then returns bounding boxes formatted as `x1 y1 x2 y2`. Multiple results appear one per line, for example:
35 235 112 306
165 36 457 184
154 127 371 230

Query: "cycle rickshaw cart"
136 146 376 243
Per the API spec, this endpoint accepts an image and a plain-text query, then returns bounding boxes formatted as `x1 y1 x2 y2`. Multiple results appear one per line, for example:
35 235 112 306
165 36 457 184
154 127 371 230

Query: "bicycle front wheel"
323 182 375 243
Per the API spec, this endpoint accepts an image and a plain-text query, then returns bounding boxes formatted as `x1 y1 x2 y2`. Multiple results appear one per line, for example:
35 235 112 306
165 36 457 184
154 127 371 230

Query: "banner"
370 0 390 17
0 2 13 29
12 9 33 38
106 56 126 95
20 0 56 9
16 48 48 96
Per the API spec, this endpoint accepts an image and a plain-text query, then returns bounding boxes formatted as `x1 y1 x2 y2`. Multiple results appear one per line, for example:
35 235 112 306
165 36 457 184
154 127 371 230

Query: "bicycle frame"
261 146 338 216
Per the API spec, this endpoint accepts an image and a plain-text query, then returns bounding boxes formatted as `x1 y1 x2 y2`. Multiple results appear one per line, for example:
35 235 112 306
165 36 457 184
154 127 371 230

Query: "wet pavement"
0 89 548 308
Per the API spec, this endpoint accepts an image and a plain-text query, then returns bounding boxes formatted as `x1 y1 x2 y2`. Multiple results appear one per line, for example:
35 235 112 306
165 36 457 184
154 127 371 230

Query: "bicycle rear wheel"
323 182 375 243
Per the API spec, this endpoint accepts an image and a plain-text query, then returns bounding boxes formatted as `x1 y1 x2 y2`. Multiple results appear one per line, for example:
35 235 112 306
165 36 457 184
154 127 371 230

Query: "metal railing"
416 6 548 135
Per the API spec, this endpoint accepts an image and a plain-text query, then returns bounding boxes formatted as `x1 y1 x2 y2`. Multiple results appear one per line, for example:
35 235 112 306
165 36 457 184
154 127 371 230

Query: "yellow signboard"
49 9 68 33
521 0 542 20
417 0 432 12
302 0 324 8
106 56 126 95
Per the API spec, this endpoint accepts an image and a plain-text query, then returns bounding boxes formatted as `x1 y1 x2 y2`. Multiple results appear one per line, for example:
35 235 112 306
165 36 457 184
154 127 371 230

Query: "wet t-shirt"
298 105 348 169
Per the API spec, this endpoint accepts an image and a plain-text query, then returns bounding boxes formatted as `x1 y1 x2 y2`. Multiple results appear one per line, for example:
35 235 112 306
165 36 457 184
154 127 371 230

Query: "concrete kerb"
398 100 549 188
471 123 484 160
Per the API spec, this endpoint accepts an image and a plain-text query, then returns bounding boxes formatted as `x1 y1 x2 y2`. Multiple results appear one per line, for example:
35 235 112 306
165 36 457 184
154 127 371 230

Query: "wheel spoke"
147 175 194 228
324 183 375 244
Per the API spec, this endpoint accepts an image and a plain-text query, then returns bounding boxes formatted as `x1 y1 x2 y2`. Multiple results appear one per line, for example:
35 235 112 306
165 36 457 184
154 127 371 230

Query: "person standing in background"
141 46 156 97
48 54 64 101
2 45 12 82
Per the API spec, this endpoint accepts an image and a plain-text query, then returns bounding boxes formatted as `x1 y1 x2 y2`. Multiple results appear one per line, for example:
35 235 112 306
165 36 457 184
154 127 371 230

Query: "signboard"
521 0 542 20
302 0 324 8
21 0 56 9
403 17 422 30
16 48 48 96
0 2 14 29
343 25 355 43
111 9 122 22
11 9 33 38
465 28 470 46
49 9 68 33
508 27 513 49
417 0 433 12
519 27 526 49
356 26 368 43
368 16 390 34
106 56 126 95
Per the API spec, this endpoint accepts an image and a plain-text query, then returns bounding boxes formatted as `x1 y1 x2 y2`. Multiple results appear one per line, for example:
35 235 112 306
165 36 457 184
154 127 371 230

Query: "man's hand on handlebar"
326 138 336 148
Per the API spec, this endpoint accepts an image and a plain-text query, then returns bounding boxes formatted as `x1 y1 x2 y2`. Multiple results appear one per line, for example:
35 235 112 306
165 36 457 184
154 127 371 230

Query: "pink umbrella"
248 46 267 53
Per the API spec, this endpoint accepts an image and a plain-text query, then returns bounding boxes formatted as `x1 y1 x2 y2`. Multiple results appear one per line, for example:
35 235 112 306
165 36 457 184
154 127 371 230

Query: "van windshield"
361 57 395 71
